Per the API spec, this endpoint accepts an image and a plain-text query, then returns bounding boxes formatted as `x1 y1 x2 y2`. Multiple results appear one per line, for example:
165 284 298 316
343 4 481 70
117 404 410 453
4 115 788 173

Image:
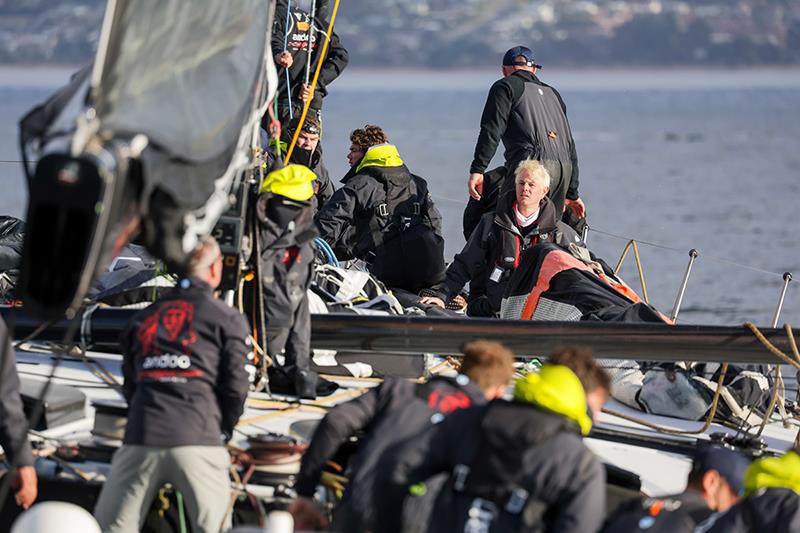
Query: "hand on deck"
289 496 329 530
13 465 37 509
275 51 293 68
468 173 484 201
420 296 445 308
565 198 586 219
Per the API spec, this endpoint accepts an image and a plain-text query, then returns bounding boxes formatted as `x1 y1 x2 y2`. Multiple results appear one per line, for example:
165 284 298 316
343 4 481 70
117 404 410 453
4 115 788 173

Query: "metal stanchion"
670 249 699 323
771 272 792 328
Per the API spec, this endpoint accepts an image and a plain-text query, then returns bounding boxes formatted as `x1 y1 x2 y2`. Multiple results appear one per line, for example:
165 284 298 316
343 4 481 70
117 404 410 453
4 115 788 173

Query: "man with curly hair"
316 125 446 294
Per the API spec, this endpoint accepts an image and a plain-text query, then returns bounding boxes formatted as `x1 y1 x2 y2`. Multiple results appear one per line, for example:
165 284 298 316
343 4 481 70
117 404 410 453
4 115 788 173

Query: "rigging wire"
282 0 294 120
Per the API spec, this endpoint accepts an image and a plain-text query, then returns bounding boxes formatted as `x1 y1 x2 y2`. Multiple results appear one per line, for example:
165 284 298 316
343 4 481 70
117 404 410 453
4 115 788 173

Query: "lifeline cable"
284 0 340 164
431 193 788 279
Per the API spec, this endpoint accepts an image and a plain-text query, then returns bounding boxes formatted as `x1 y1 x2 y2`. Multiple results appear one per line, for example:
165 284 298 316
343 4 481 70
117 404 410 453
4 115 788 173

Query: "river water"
1 66 799 325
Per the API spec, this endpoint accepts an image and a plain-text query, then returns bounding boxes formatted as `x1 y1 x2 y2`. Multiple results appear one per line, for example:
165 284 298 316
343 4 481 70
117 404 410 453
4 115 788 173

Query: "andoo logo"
142 354 192 370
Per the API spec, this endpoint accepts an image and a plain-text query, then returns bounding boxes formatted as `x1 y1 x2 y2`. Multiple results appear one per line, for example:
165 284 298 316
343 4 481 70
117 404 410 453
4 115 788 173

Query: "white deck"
11 342 800 499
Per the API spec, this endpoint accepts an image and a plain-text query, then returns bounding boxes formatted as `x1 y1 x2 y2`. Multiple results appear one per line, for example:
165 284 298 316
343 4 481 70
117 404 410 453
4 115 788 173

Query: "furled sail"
18 0 277 318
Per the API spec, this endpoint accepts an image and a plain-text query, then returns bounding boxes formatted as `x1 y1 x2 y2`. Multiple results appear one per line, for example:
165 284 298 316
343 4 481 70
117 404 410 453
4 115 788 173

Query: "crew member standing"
257 165 320 398
0 316 37 510
468 46 584 222
272 0 348 121
94 237 251 533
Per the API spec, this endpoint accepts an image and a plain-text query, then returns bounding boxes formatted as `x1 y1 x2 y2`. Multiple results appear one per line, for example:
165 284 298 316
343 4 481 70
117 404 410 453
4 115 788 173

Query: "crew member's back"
316 127 445 293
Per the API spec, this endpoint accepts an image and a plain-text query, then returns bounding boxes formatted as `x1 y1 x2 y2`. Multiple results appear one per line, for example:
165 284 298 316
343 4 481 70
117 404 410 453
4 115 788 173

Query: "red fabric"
520 251 595 320
518 249 661 321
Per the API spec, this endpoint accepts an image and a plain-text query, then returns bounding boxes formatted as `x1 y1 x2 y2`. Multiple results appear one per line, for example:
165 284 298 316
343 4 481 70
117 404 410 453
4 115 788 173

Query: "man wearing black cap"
281 115 335 208
468 46 584 223
601 445 749 533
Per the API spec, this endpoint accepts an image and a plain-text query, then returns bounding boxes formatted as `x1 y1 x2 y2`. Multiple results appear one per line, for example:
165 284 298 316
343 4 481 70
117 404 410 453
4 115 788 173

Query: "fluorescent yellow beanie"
260 164 316 201
514 364 593 435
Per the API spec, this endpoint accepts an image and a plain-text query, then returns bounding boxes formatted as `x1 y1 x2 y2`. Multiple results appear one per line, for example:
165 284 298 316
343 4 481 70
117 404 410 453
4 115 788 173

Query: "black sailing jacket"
470 71 580 213
699 488 800 533
377 400 606 533
120 279 251 446
438 191 580 316
294 375 487 531
271 1 348 111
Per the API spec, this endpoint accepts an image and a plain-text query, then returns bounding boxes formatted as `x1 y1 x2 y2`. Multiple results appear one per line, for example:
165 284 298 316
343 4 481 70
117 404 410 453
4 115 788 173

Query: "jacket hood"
355 144 404 172
744 450 800 496
513 364 592 435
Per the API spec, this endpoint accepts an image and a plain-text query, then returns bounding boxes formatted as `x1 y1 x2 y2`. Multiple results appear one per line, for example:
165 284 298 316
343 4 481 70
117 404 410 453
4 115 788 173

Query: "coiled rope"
314 237 339 266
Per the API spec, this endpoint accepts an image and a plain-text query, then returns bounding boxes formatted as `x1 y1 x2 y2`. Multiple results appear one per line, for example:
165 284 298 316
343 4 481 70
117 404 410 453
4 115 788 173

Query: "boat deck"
11 342 800 498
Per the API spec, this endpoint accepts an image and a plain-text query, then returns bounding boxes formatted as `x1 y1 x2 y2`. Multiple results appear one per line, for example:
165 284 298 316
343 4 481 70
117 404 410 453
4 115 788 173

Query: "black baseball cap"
502 46 542 69
289 115 321 136
691 446 751 496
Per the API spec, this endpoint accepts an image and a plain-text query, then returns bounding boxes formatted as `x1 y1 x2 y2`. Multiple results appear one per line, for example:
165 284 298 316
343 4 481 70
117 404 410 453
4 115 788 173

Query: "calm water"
1 67 799 325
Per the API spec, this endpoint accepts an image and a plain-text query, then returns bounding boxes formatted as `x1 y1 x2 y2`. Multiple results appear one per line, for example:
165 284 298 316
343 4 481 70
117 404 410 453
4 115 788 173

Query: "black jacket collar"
494 190 558 237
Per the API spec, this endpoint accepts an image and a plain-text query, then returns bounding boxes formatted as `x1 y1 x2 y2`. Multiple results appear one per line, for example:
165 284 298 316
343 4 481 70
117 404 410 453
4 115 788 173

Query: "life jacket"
356 145 445 292
488 194 563 284
501 242 664 322
447 401 580 531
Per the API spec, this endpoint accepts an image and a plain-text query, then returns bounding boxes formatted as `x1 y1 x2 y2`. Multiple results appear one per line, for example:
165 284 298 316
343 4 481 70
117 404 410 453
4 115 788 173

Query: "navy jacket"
120 279 251 446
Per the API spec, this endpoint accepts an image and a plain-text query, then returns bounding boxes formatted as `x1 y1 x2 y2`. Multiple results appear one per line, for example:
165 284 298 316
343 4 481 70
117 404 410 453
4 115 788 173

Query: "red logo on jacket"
427 390 472 413
136 300 198 356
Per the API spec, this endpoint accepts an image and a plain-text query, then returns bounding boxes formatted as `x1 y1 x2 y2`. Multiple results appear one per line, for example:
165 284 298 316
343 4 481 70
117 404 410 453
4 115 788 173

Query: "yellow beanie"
259 164 316 201
744 450 800 496
514 364 593 435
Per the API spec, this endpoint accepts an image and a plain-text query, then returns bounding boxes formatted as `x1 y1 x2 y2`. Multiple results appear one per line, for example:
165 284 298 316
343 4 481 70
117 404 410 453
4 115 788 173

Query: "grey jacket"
0 317 33 467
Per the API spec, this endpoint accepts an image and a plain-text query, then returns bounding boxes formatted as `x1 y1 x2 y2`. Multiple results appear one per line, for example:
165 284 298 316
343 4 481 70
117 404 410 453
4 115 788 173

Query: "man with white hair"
422 160 581 317
94 237 251 533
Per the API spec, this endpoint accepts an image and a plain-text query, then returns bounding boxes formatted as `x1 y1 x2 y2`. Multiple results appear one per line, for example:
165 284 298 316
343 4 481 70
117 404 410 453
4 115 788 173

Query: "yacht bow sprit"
2 1 800 532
